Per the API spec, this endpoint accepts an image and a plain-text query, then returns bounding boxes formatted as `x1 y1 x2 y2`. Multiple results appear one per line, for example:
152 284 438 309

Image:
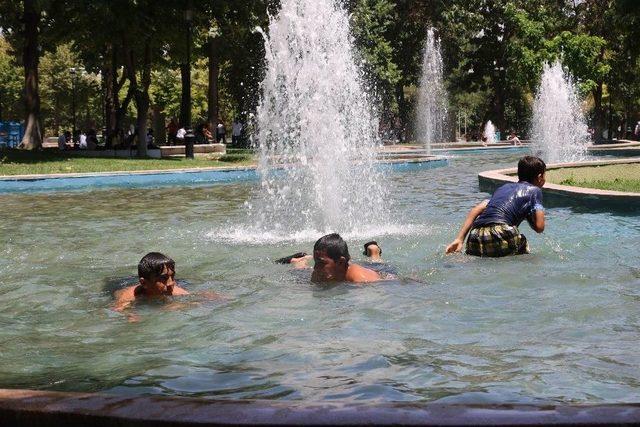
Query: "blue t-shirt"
473 182 544 228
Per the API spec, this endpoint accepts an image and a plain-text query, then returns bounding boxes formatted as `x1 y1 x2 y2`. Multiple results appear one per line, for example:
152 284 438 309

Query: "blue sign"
0 121 25 148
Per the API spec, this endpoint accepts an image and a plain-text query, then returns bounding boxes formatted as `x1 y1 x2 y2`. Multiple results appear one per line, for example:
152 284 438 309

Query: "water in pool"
1 151 639 404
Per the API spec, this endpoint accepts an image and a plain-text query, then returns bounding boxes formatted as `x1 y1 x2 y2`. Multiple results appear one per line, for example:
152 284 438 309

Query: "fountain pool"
1 150 639 404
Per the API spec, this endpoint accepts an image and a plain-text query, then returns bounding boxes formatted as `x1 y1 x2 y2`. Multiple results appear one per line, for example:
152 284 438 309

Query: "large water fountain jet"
483 120 496 146
531 61 589 164
416 27 447 155
233 0 389 242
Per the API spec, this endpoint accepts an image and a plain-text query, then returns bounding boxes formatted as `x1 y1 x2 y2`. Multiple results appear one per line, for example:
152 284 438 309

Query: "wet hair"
363 241 382 256
313 233 350 262
275 252 307 264
517 156 546 183
138 252 175 280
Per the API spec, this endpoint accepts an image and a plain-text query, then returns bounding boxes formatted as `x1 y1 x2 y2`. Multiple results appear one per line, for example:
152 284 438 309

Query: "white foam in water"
206 223 436 245
210 0 392 243
483 120 496 145
531 61 590 164
416 28 447 155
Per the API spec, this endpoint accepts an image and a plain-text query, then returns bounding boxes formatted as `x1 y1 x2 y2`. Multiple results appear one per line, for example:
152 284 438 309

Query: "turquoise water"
0 151 638 403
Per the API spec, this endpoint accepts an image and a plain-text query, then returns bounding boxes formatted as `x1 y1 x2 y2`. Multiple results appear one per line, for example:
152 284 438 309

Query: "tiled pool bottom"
0 151 639 408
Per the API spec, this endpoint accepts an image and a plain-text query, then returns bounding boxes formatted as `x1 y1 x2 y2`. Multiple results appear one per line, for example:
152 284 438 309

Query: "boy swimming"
113 252 189 313
446 156 546 257
363 241 383 262
312 233 381 283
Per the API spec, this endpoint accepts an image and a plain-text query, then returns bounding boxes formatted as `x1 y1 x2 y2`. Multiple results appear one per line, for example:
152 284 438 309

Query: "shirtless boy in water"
113 252 189 313
311 233 381 283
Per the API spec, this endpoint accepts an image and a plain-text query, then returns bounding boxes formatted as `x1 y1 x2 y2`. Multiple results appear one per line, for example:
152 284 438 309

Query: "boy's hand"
445 239 464 254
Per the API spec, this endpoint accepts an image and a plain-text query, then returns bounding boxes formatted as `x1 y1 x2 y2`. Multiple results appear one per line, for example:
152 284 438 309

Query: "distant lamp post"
69 67 78 142
183 3 195 158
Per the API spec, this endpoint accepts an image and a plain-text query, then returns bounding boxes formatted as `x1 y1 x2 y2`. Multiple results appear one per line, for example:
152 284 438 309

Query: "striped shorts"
465 224 530 257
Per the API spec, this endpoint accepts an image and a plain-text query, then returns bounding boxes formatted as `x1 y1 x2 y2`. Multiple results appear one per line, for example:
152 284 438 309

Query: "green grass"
546 163 640 193
0 148 256 176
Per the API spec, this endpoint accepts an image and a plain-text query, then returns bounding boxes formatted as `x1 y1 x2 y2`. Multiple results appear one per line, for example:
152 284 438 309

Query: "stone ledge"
478 158 640 210
160 144 226 157
1 389 640 426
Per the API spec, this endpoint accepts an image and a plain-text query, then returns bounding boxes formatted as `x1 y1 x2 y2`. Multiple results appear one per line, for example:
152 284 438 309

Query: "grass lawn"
0 148 256 176
545 163 640 193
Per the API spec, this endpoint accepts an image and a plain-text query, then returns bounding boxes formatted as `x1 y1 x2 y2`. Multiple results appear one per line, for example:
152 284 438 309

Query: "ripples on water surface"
0 151 639 404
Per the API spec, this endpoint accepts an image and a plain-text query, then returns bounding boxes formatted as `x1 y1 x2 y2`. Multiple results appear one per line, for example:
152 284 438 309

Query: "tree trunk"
18 0 42 150
153 106 166 145
136 97 149 157
136 42 152 157
104 44 117 148
207 37 219 131
593 82 604 142
395 82 406 140
179 63 191 128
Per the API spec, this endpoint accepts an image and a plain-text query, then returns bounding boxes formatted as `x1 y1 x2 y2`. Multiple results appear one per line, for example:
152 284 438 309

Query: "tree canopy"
0 0 638 147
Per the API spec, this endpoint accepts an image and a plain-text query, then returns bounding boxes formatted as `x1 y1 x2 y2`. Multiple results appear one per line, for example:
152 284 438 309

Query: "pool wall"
2 389 640 426
0 157 448 194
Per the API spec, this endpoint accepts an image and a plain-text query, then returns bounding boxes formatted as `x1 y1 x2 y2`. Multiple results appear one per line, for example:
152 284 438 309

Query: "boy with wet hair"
114 252 189 313
446 156 546 257
363 241 382 262
312 233 381 283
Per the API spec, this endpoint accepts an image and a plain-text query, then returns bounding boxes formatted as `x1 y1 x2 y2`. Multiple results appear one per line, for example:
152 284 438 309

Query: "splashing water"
483 120 496 145
531 61 589 164
416 28 447 154
227 0 389 243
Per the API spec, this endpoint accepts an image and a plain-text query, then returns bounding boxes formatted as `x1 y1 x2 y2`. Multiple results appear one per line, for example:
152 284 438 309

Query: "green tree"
0 35 23 121
350 0 401 118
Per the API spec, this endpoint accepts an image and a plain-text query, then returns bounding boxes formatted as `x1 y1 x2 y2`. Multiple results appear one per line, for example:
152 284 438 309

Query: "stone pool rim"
0 156 446 182
0 156 448 194
478 158 640 206
2 389 640 426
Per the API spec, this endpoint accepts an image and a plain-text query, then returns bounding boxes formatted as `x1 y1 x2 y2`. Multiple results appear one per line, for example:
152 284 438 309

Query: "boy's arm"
529 210 545 233
113 287 134 312
445 200 488 253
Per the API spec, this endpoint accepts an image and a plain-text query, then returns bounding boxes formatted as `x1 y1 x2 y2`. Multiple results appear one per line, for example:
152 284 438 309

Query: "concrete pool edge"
0 156 448 193
478 158 640 209
2 389 640 426
0 156 447 182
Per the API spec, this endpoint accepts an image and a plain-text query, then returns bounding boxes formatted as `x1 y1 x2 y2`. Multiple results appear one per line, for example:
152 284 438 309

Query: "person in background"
508 130 522 146
146 128 159 149
232 118 243 146
216 120 227 144
58 130 69 151
78 130 87 149
203 122 213 143
176 125 187 145
86 129 98 150
167 118 178 146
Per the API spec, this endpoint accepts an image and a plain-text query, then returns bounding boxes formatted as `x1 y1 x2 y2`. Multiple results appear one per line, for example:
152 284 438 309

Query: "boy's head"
363 241 382 257
312 233 350 282
517 156 546 186
138 252 177 295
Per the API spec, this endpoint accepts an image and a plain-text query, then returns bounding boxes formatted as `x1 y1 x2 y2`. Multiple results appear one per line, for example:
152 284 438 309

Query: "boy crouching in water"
114 252 188 313
446 156 546 257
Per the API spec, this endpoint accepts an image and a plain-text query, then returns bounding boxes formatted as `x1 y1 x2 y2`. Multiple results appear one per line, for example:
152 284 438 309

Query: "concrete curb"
1 389 640 426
